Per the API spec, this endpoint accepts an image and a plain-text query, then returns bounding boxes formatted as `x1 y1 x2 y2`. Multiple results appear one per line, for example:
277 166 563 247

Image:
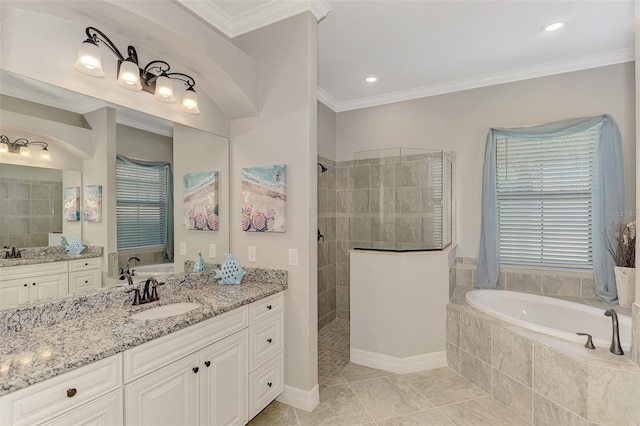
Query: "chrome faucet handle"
576 332 595 349
126 288 141 306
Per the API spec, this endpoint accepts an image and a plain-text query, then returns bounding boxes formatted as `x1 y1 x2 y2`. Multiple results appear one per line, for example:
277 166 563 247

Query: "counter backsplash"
0 265 287 336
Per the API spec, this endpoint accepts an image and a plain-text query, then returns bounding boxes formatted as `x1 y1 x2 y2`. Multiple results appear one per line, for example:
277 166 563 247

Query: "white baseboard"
350 348 447 374
276 384 319 412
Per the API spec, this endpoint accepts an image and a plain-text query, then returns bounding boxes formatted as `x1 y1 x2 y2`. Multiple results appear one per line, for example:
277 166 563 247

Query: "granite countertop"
0 268 287 396
0 246 103 268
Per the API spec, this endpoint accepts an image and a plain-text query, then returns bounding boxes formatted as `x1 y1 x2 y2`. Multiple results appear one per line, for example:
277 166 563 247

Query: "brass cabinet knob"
67 388 77 398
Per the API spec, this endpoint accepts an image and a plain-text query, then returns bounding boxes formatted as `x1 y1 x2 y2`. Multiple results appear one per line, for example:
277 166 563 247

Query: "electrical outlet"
248 246 257 262
180 242 187 256
209 244 216 259
289 248 298 266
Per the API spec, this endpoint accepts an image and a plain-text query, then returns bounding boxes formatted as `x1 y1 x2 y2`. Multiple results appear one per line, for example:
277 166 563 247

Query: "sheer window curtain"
476 115 623 302
116 154 174 262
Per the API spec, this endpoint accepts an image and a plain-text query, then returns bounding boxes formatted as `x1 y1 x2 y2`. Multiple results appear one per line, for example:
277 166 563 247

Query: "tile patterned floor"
250 319 529 425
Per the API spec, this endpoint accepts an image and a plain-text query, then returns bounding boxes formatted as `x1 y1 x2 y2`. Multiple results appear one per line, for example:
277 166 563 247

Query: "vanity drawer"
124 306 248 383
248 353 283 420
69 270 102 294
1 261 68 280
69 258 101 272
249 292 283 324
0 354 122 426
249 312 283 371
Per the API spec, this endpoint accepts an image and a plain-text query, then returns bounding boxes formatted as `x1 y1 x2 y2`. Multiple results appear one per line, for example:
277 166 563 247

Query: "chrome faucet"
604 308 624 355
120 256 141 285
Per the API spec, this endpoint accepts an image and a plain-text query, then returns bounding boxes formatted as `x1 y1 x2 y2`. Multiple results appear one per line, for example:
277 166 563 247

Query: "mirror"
0 164 81 248
0 70 230 307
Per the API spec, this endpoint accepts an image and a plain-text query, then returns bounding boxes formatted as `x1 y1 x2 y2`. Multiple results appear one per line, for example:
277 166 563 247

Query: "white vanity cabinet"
0 354 123 426
0 258 102 307
248 293 284 420
0 261 69 307
124 305 250 426
124 292 285 426
68 258 102 294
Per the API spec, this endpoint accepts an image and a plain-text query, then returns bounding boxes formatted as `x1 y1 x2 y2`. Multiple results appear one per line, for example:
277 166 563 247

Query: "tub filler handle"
576 332 595 349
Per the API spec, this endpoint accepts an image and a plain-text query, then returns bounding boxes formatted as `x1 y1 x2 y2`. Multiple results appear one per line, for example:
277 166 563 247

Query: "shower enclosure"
351 147 453 251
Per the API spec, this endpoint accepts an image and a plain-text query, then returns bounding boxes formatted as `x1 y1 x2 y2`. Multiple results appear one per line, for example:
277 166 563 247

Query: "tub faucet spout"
604 308 624 355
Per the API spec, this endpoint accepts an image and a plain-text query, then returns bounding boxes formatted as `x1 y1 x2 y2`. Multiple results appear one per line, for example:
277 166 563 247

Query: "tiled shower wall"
0 177 62 248
318 156 338 329
318 153 455 329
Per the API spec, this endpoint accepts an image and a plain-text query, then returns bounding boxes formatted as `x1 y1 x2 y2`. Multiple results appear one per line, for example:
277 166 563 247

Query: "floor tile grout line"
346 380 377 424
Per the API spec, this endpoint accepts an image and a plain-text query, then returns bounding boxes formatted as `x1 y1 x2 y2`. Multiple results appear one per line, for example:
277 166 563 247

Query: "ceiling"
182 0 635 112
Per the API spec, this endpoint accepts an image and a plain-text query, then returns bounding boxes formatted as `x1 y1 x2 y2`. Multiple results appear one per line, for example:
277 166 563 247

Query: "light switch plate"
180 242 187 256
288 248 298 266
248 246 257 262
209 244 216 259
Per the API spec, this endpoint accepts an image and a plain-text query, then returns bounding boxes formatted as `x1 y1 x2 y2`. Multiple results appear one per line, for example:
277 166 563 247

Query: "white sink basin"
131 303 202 320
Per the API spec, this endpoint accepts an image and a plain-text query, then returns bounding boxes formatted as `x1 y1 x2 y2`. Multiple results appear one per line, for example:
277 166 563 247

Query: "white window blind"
116 160 168 250
496 123 600 269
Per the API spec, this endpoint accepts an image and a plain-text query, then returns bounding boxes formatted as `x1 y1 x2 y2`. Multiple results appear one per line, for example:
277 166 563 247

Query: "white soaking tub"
465 289 632 351
132 263 175 278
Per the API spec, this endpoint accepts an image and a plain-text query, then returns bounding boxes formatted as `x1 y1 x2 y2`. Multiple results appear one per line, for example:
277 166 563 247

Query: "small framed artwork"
242 164 287 232
63 186 80 222
183 171 219 231
83 185 102 222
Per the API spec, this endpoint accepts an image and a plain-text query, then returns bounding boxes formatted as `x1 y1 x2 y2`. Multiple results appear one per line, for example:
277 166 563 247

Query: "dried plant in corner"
606 221 636 268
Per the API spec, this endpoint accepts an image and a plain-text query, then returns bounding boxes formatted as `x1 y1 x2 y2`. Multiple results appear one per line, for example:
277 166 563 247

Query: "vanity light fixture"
0 135 51 160
73 26 200 115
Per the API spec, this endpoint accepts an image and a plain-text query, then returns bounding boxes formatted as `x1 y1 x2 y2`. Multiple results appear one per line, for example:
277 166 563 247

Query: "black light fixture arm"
1 135 48 154
142 61 196 88
84 26 138 63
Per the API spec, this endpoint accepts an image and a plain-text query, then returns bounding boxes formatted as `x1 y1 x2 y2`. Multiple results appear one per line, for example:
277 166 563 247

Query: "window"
496 123 601 269
116 158 169 250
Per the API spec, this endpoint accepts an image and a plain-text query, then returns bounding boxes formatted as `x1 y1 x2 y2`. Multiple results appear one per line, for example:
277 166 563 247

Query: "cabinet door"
0 278 29 307
199 330 248 426
40 389 123 426
30 273 68 301
125 354 199 426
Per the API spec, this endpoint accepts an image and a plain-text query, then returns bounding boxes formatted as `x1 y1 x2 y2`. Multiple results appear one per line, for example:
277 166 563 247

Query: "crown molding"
321 48 635 113
0 83 106 115
178 0 331 38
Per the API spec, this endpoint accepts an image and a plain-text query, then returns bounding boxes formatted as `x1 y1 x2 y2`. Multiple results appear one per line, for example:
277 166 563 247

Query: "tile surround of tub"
454 257 600 303
446 302 640 424
115 247 165 274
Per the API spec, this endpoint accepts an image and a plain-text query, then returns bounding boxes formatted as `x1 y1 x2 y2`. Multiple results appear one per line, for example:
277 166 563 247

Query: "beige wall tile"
492 369 533 424
460 311 492 363
533 344 588 418
587 365 640 425
542 275 581 297
446 342 461 373
492 326 533 387
581 277 597 300
456 267 473 287
460 350 492 393
506 272 542 293
533 393 586 426
446 306 460 346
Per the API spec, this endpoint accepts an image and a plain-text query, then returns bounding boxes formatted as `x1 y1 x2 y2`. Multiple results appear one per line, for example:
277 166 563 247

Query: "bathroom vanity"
0 247 104 308
0 268 287 426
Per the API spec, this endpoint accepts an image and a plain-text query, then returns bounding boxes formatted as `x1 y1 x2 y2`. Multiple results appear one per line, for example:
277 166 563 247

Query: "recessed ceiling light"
543 22 564 32
364 76 378 83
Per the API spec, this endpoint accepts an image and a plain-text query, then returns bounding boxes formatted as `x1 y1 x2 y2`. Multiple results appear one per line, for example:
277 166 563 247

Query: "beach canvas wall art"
183 171 219 231
63 186 80 222
83 185 102 222
242 164 287 233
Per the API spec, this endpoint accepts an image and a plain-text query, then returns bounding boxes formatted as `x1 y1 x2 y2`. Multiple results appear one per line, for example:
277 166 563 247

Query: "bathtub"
465 289 632 351
132 263 175 278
